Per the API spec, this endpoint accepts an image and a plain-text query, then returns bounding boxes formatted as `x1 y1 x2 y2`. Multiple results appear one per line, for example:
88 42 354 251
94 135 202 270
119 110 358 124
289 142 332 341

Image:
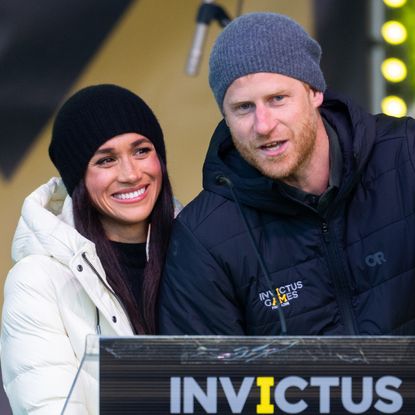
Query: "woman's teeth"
113 187 145 200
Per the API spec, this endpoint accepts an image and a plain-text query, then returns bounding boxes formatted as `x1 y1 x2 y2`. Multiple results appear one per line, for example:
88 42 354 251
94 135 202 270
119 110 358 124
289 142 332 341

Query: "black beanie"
49 84 165 196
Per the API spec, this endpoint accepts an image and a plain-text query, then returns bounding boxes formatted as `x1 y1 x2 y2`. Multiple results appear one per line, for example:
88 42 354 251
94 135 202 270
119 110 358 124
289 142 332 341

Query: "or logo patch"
259 281 303 309
365 251 386 267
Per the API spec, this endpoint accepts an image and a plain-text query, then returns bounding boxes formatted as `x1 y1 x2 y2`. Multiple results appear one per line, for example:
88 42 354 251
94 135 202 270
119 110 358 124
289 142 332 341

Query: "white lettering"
374 376 403 413
310 376 339 413
274 376 308 413
170 377 181 413
219 377 253 413
170 375 403 414
341 377 372 413
183 377 217 413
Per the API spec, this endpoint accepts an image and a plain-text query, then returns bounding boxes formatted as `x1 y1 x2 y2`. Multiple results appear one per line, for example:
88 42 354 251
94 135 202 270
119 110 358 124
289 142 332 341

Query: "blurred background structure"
0 0 414 411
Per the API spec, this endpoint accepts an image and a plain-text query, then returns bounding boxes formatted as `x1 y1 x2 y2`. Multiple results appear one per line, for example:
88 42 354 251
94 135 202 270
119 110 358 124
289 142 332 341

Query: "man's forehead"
224 73 301 101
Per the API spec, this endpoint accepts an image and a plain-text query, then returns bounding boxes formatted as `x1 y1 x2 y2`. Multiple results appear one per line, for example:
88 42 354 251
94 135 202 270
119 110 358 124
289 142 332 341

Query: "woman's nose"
118 158 142 182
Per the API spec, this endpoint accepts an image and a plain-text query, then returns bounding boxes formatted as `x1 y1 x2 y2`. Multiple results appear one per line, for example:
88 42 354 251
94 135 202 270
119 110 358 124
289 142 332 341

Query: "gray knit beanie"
209 12 326 109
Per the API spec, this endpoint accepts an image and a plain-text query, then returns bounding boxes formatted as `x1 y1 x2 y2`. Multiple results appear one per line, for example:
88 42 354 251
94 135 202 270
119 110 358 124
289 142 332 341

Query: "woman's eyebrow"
93 138 151 155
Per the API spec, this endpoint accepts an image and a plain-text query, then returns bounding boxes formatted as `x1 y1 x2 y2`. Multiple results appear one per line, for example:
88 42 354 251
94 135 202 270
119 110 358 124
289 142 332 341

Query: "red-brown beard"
232 111 319 183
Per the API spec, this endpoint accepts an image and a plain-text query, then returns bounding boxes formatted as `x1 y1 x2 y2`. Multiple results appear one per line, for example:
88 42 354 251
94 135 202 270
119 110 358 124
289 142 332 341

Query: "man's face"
223 72 324 186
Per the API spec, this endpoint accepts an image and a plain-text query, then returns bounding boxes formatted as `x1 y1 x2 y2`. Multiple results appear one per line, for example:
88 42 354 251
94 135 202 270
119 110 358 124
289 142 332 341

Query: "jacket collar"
12 177 92 265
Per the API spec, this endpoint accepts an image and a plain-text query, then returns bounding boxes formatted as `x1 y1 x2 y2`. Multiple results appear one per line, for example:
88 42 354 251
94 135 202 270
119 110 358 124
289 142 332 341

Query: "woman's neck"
101 217 149 243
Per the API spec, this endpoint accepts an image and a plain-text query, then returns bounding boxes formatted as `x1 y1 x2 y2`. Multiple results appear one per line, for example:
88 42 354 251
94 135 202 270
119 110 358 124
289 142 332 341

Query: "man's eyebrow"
227 98 251 107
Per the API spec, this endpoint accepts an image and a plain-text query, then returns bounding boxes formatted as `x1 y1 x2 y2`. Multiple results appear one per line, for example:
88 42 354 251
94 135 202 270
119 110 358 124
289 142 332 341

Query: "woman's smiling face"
85 132 162 243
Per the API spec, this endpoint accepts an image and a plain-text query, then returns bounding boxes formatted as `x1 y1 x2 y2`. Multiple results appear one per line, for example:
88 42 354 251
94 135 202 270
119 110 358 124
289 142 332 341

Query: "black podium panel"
100 336 415 414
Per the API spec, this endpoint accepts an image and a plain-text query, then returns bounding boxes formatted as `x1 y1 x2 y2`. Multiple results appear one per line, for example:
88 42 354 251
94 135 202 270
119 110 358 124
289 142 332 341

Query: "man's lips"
258 140 288 156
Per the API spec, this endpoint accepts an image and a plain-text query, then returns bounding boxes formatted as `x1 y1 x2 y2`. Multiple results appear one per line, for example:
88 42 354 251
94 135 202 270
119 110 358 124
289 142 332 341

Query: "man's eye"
235 102 253 113
272 95 284 103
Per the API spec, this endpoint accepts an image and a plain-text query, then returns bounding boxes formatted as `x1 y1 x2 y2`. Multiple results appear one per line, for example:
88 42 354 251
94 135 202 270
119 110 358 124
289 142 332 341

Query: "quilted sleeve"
158 219 245 335
0 256 92 414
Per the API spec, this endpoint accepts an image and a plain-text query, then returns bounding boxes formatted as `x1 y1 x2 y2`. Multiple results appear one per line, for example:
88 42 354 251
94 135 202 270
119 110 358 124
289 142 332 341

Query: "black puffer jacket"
158 91 415 335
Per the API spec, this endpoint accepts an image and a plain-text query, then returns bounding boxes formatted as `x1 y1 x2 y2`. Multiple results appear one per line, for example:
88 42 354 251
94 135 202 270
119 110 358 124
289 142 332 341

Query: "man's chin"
251 158 291 181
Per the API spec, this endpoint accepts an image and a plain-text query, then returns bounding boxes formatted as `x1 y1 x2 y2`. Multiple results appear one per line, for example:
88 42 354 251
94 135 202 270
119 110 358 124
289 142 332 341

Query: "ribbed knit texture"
49 84 165 195
209 12 326 109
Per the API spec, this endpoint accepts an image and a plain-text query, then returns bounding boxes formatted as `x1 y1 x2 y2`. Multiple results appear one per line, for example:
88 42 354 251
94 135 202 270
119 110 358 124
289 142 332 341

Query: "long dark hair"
72 157 174 334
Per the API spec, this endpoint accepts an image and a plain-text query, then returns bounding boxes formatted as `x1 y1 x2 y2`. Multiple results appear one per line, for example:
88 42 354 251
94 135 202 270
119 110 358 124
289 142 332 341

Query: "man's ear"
222 109 229 126
311 90 324 108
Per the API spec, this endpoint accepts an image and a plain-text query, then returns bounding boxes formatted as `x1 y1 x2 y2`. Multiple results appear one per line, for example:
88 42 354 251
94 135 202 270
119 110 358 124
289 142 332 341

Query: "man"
158 13 415 335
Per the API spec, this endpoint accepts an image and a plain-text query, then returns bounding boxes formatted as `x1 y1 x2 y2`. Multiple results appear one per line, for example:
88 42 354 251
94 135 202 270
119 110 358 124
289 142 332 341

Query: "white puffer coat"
1 177 138 414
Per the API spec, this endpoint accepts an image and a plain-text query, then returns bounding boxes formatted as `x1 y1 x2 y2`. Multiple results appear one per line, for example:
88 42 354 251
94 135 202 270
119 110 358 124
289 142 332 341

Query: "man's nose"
254 105 276 136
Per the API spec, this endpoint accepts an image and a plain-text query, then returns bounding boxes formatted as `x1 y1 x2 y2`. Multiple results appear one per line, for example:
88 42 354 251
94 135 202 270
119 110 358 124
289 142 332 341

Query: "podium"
63 335 415 414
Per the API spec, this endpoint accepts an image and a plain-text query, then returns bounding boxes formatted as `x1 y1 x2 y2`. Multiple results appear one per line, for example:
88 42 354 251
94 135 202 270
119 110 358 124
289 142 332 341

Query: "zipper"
276 174 361 334
277 196 358 334
95 307 101 335
81 252 136 334
321 220 358 335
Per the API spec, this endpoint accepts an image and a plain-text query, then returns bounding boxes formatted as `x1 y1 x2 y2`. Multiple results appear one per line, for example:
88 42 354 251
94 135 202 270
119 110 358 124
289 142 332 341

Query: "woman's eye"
95 157 114 166
134 146 152 156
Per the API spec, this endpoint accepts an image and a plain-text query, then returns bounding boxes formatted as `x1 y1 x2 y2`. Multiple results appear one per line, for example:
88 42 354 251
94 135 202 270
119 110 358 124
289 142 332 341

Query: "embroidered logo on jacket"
259 281 303 309
365 251 386 267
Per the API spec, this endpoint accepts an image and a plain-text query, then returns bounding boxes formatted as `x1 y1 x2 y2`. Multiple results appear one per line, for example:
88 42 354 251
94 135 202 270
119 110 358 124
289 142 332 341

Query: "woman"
0 84 180 414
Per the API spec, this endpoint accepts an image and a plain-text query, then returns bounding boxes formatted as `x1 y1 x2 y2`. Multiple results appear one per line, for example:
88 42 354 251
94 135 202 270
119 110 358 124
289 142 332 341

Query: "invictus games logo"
169 375 403 414
259 281 303 309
